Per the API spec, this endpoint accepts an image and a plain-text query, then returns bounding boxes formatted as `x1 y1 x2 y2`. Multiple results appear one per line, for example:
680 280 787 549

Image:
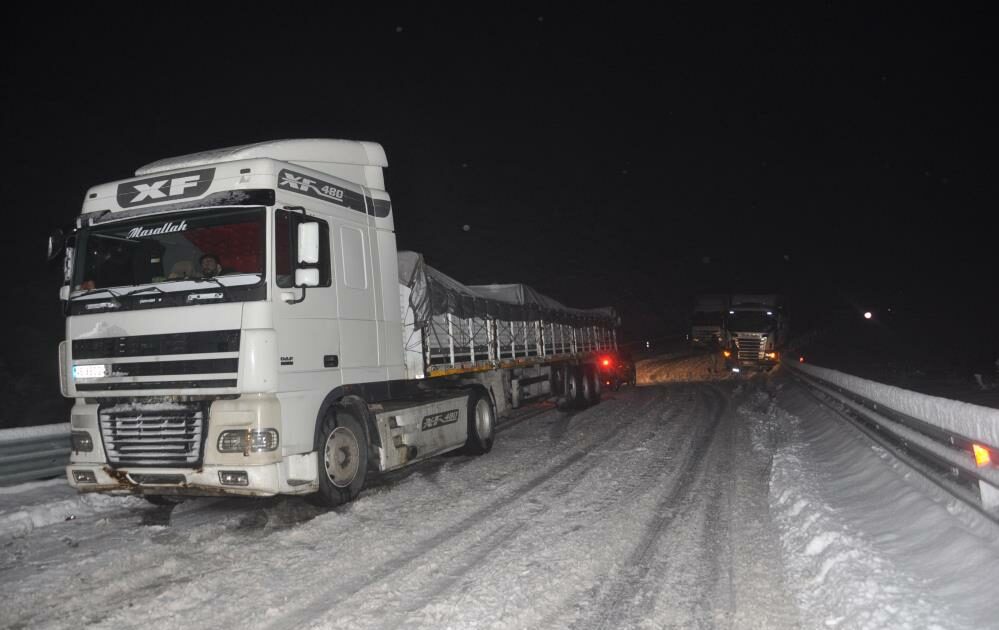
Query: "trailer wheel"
584 364 601 405
558 366 582 410
578 365 594 407
462 388 495 455
313 408 368 508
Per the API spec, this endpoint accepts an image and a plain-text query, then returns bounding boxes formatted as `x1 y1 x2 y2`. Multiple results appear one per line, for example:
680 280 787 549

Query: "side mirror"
297 222 319 264
295 268 320 288
47 229 65 261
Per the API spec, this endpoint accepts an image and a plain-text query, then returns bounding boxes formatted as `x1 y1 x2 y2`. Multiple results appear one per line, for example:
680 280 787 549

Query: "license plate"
73 364 107 379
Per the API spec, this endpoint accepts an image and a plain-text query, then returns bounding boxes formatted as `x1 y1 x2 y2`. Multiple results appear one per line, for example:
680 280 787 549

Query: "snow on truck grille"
99 401 207 467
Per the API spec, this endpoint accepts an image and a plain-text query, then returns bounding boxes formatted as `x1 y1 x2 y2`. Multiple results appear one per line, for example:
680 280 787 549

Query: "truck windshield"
692 312 722 326
73 207 265 292
727 310 777 332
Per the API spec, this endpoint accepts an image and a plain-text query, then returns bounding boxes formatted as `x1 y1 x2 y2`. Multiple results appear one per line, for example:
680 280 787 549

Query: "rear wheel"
558 365 582 411
583 364 601 405
462 388 495 455
579 365 594 406
313 408 368 508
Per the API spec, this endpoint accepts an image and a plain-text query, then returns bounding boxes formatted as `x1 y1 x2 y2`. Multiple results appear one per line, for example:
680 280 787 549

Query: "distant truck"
723 294 787 371
690 294 728 347
49 138 619 507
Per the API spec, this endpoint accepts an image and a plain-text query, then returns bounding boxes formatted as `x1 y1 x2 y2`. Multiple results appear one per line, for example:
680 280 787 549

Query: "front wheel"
313 408 368 508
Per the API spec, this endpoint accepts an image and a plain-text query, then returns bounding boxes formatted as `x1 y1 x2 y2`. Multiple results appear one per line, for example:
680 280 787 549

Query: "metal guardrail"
0 424 71 486
787 362 999 520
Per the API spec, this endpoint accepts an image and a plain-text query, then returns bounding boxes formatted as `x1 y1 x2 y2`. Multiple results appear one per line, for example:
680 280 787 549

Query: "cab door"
271 208 340 451
332 221 381 383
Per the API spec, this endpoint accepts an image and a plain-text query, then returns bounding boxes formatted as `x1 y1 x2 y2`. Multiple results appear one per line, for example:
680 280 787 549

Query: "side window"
340 226 368 289
275 209 331 288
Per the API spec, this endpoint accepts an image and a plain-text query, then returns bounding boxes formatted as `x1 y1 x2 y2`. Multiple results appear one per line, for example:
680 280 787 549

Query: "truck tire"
462 388 495 455
313 407 368 508
583 364 601 405
578 365 594 407
558 365 582 411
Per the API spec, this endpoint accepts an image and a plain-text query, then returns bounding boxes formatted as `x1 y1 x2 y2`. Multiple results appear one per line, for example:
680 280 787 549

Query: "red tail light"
601 357 611 367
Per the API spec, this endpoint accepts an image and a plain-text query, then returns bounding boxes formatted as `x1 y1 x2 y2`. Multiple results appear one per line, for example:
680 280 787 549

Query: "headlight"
217 429 280 454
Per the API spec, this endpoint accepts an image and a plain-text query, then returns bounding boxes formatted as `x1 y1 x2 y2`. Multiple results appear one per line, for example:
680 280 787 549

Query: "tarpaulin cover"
398 251 618 328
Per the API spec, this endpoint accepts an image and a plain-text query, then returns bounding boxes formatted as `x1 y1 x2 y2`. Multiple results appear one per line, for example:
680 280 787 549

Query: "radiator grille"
736 337 763 360
99 401 206 467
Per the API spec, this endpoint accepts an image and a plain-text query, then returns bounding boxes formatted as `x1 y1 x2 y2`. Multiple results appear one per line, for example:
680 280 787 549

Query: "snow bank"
638 353 738 385
796 363 999 447
0 479 140 538
745 378 999 630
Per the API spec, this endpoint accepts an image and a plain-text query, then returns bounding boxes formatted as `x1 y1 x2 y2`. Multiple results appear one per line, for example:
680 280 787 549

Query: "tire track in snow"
566 384 730 630
362 388 704 629
265 387 681 630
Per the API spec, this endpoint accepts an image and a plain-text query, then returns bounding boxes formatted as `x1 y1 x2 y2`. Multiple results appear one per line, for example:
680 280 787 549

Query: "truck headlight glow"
217 429 279 454
71 431 94 452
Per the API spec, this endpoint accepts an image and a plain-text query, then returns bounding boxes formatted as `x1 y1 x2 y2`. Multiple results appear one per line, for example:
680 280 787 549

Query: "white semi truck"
723 293 787 371
689 294 728 347
50 139 618 506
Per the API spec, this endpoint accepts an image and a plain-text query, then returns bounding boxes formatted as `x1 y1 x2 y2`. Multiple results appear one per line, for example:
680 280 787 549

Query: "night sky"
2 6 996 383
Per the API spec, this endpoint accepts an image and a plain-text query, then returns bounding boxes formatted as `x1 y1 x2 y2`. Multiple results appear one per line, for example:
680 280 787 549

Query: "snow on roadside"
638 353 738 385
796 362 999 448
0 478 141 539
738 381 998 630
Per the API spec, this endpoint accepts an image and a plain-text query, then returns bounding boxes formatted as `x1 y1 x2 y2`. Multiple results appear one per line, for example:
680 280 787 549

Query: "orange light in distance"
973 444 992 467
723 350 732 358
799 356 805 363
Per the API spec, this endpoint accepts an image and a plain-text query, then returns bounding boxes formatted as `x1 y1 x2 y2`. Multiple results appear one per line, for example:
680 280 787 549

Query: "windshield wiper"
122 286 166 298
71 287 123 307
190 276 231 300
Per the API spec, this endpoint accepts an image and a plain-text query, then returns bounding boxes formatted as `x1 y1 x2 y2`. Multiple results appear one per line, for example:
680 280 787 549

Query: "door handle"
324 355 339 368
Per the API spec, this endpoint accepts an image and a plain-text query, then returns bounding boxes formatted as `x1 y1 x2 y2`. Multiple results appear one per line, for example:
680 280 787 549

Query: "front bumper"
66 454 318 497
725 356 779 370
66 394 321 497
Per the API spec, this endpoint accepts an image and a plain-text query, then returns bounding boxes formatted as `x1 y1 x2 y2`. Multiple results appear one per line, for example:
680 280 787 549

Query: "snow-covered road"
2 355 997 630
